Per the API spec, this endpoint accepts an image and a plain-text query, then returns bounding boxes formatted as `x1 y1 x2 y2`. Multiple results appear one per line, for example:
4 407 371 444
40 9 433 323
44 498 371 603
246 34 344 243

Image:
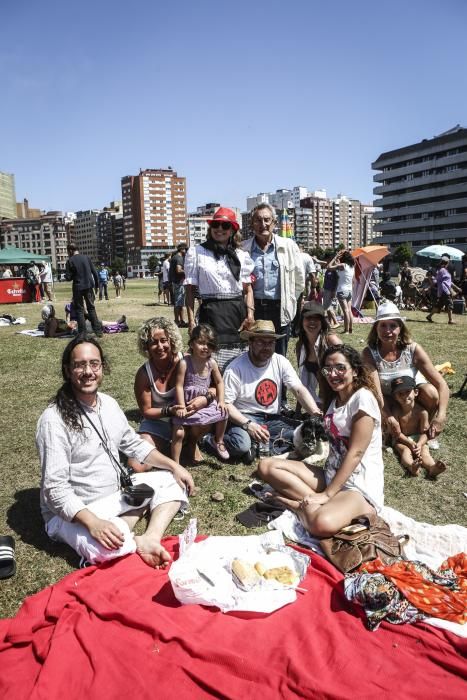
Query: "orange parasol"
351 245 389 266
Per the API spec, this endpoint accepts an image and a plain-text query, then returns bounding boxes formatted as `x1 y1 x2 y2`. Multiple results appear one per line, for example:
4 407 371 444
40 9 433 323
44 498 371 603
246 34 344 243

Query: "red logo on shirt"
255 379 278 407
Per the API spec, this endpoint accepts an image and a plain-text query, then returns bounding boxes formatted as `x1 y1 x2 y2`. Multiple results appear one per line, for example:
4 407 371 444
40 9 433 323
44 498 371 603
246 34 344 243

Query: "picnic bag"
319 513 407 574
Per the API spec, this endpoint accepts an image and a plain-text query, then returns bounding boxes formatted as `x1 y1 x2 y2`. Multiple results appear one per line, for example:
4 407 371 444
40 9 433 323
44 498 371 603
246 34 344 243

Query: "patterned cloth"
361 554 467 624
344 572 425 631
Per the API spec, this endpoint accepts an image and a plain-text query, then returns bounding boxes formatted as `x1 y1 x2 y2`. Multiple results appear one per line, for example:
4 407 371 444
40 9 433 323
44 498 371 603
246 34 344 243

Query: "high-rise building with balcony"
96 201 124 265
372 125 467 252
121 168 188 275
0 172 17 220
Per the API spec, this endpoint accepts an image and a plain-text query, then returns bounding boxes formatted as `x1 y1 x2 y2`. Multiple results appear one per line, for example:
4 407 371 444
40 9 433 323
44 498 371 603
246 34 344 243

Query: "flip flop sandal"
236 502 286 528
0 536 16 579
248 480 276 502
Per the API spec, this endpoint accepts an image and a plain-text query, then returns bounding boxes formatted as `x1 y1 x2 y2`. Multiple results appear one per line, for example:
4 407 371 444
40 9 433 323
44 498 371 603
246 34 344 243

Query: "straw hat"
240 319 285 341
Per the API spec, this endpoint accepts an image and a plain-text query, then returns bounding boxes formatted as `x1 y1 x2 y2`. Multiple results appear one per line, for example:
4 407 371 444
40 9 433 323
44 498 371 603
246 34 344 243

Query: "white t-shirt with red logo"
224 351 301 415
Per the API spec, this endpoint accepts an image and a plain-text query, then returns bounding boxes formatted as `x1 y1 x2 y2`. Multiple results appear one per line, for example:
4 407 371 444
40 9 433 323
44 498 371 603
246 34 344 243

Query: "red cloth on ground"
0 538 465 700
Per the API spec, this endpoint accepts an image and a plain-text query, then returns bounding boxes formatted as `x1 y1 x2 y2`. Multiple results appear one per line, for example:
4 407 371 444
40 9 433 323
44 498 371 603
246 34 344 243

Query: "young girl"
171 324 229 464
258 344 384 537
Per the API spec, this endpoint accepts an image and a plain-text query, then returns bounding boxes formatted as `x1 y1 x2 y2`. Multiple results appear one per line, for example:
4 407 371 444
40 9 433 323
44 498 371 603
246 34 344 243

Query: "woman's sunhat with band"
374 301 406 323
207 207 240 231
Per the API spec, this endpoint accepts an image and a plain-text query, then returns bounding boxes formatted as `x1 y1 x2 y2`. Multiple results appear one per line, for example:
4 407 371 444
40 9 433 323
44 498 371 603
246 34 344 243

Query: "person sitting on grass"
171 324 228 465
42 304 76 337
390 376 447 478
36 336 194 568
257 345 384 537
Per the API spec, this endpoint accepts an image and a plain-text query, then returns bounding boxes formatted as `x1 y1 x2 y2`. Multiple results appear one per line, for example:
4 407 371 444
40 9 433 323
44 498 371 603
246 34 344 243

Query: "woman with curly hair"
362 301 449 440
257 344 384 537
133 317 217 462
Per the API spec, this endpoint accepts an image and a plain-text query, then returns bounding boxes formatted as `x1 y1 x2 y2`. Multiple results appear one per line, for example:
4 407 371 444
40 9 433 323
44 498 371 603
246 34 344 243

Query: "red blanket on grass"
0 538 465 700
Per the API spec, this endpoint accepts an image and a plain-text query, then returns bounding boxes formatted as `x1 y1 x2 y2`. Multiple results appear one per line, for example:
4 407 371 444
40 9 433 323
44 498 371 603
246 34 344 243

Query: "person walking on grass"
426 257 461 325
65 244 102 337
98 263 110 301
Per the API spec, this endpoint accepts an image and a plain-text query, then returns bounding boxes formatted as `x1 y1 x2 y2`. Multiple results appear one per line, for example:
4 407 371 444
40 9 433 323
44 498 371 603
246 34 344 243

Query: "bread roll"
231 558 261 590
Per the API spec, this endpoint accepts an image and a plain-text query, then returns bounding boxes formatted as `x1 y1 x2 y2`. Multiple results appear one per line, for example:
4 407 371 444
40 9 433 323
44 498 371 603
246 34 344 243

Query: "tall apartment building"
96 201 124 265
73 210 101 261
372 125 467 252
333 195 362 249
0 171 17 219
361 205 378 245
246 186 309 212
121 168 188 275
0 212 68 273
299 192 334 249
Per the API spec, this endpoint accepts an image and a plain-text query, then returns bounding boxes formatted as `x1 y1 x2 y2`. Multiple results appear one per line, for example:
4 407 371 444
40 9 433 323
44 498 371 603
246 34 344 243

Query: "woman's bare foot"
426 460 447 479
134 535 172 568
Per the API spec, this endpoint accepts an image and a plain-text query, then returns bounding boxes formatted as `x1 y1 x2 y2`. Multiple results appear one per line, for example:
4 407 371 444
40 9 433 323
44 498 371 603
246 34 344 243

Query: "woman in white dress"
257 344 384 537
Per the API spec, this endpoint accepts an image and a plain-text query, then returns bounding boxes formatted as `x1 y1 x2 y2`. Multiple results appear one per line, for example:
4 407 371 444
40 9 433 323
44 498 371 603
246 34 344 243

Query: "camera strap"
80 406 133 489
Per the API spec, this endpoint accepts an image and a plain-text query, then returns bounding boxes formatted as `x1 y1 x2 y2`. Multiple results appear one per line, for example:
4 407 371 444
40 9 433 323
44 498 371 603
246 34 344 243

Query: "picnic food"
262 566 297 586
231 558 261 589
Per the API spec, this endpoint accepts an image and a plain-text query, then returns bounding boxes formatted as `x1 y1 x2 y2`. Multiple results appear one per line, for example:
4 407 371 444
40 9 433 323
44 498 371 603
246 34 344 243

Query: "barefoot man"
36 336 193 568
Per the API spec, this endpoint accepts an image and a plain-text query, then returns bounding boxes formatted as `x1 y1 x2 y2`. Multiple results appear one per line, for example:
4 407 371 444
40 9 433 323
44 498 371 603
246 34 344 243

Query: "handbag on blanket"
319 514 408 574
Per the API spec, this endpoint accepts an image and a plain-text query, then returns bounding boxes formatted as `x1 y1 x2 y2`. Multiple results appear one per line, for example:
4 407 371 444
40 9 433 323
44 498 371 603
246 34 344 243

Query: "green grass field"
0 279 466 618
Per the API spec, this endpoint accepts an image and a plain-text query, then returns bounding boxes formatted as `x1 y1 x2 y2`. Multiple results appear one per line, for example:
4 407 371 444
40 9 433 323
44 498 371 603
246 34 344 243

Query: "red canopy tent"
351 245 389 310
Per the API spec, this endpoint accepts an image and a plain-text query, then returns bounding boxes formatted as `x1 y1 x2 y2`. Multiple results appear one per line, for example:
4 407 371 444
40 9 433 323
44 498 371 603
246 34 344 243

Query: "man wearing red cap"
184 207 255 371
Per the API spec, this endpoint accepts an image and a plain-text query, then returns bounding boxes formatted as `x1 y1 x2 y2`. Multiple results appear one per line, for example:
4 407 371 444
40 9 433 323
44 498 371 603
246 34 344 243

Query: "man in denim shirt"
243 203 304 358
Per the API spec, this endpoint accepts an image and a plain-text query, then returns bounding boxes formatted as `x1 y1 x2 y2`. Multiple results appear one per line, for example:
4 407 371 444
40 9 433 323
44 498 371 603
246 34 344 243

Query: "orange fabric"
351 245 389 266
362 554 467 624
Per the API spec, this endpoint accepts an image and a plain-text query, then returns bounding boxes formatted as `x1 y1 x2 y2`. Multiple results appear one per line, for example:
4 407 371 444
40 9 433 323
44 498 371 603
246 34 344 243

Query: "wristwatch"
242 420 252 431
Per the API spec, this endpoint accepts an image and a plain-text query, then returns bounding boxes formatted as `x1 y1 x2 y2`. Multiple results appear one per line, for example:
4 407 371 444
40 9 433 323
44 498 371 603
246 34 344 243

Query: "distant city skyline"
2 0 466 214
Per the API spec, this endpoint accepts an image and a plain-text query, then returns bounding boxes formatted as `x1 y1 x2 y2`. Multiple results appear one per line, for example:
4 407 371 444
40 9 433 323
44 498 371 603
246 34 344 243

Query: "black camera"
122 483 155 507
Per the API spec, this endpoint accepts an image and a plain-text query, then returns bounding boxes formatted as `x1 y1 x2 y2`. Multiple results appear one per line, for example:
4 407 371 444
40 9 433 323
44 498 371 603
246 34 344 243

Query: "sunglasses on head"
211 221 232 230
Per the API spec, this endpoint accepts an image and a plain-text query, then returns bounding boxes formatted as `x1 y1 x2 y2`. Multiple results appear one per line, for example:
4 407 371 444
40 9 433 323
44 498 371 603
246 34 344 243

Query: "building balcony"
376 212 467 232
373 152 467 182
373 181 467 207
373 168 467 196
376 196 467 220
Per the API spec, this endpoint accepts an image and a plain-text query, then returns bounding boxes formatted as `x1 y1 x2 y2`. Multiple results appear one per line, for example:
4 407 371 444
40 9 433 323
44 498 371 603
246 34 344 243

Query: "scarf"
201 237 241 281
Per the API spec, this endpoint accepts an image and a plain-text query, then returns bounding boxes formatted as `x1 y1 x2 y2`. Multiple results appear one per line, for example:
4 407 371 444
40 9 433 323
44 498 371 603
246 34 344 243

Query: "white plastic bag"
168 519 310 613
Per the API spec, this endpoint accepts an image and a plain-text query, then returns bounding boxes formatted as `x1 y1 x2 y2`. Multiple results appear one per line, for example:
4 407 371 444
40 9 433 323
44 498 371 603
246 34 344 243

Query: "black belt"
255 298 280 307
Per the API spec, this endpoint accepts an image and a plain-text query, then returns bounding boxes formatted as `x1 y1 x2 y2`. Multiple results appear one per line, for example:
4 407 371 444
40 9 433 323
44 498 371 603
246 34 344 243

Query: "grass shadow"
7 488 79 568
124 408 142 423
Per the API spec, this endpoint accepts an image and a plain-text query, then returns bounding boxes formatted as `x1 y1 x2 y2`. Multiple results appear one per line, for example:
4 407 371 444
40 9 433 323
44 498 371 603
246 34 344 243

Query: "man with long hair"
36 336 193 567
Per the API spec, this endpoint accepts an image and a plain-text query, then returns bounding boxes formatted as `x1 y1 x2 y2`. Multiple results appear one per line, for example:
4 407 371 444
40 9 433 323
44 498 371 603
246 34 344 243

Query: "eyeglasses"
72 360 102 372
211 221 232 231
321 364 350 377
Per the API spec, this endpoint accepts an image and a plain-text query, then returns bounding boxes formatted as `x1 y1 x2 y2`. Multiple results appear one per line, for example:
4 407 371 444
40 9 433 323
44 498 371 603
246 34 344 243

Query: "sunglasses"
321 364 350 377
211 221 232 231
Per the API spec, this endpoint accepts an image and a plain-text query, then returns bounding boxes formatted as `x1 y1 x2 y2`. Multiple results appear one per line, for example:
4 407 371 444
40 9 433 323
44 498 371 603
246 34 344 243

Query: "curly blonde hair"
137 317 183 356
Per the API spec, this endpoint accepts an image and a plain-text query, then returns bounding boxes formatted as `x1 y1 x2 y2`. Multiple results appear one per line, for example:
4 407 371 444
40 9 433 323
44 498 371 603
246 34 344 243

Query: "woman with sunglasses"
257 344 384 537
184 207 255 372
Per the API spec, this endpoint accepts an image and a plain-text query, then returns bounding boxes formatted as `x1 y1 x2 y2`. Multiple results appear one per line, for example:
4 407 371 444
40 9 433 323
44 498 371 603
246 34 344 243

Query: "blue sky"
2 0 467 213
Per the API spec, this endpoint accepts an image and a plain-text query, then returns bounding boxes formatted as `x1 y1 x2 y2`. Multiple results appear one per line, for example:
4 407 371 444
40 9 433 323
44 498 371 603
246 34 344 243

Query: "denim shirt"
251 237 281 299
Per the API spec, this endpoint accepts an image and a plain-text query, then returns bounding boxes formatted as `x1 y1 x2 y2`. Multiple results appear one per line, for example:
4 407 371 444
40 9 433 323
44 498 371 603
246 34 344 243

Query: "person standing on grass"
98 263 110 301
327 249 355 334
426 257 461 325
114 271 123 298
36 336 193 567
170 243 188 327
65 244 102 337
